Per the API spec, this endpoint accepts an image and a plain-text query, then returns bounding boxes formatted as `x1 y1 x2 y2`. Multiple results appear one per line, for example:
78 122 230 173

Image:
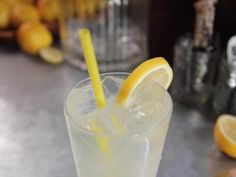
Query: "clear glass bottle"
59 0 149 72
171 0 220 108
213 35 236 115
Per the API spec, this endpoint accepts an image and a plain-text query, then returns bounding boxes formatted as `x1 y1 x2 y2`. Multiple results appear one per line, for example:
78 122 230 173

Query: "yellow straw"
78 28 106 109
78 28 109 155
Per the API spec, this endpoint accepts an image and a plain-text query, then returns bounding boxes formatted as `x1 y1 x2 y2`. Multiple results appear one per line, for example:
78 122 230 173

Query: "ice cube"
66 88 84 119
79 85 97 114
130 80 166 107
91 102 128 135
123 80 170 134
102 76 124 98
83 79 170 136
124 102 165 134
66 85 97 119
130 101 163 119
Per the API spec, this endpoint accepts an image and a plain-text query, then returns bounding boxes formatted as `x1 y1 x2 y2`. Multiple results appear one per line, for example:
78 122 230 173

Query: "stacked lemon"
0 0 63 64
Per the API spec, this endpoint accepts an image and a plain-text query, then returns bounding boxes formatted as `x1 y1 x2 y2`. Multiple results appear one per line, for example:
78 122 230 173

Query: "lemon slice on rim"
116 57 173 106
214 114 236 158
39 46 64 64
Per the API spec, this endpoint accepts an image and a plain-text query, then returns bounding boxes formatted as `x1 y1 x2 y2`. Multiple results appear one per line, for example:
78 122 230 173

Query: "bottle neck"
193 0 218 49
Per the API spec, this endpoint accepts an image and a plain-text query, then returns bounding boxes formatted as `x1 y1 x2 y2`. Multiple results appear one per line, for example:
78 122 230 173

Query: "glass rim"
64 72 173 138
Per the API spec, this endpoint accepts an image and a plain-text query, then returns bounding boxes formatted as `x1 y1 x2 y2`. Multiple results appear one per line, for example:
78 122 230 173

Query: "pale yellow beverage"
64 72 173 177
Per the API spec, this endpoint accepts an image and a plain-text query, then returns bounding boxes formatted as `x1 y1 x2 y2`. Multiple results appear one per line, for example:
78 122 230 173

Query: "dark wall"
149 0 236 64
215 0 236 47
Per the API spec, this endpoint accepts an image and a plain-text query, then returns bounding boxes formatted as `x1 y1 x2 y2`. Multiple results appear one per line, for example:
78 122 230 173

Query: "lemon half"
214 114 236 158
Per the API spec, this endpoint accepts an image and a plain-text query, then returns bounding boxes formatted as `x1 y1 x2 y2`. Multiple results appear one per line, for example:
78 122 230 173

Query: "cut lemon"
214 114 236 158
39 46 64 64
116 57 173 106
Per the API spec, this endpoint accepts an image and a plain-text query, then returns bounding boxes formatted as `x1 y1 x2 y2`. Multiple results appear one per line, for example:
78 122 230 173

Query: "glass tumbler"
59 0 149 71
64 72 173 177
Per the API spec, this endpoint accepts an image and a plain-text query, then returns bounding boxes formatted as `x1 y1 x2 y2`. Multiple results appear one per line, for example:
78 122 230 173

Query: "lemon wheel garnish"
116 57 173 106
39 46 64 64
214 114 236 158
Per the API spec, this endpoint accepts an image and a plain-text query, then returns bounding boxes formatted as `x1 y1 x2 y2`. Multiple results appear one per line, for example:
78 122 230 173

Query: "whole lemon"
36 0 60 22
0 1 10 29
10 3 39 26
17 21 53 54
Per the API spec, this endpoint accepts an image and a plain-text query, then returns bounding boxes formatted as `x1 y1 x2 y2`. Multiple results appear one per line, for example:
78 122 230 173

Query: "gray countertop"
0 51 235 177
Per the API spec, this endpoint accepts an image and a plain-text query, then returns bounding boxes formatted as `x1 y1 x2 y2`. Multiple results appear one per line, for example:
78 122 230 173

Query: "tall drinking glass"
64 72 173 177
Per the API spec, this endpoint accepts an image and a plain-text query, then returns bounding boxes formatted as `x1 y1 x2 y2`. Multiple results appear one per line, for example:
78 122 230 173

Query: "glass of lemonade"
64 72 173 177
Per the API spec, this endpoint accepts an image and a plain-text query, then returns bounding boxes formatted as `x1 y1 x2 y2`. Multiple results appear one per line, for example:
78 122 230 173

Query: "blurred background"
0 0 236 61
1 0 236 63
2 0 236 113
0 0 236 177
149 0 236 62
